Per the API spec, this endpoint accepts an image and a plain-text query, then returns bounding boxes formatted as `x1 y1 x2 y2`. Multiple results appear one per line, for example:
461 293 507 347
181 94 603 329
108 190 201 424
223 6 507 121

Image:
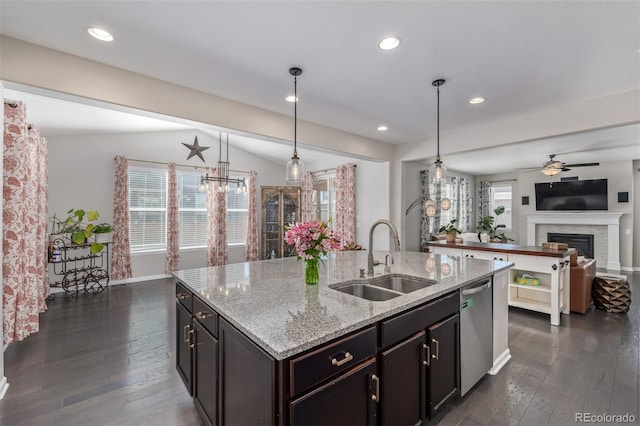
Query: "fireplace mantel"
525 212 624 270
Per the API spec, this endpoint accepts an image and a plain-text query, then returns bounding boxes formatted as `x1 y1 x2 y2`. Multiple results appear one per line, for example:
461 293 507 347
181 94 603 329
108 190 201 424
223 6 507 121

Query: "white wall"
634 160 640 270
47 129 389 278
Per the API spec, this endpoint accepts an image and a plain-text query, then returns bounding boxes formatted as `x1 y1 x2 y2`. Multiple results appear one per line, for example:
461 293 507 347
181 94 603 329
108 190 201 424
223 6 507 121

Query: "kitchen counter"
173 250 511 360
424 240 576 258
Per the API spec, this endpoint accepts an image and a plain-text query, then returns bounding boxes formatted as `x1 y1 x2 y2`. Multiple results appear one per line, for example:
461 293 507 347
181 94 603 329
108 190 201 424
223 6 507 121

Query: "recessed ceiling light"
377 125 388 131
378 36 401 51
469 97 485 104
87 27 114 42
285 95 298 103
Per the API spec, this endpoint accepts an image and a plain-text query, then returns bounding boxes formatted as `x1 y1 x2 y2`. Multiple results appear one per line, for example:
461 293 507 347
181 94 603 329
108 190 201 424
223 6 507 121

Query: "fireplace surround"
525 212 624 270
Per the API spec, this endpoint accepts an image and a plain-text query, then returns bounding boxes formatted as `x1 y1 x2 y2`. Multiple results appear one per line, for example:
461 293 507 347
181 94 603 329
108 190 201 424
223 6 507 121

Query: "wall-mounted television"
535 178 608 211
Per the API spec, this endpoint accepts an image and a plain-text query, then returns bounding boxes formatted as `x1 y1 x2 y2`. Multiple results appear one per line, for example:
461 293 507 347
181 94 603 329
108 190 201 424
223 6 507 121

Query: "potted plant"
439 219 460 243
55 208 105 254
93 223 114 243
477 206 513 243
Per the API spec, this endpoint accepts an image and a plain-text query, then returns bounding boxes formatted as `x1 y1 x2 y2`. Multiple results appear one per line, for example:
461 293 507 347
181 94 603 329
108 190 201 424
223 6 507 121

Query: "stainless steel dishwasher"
460 278 493 396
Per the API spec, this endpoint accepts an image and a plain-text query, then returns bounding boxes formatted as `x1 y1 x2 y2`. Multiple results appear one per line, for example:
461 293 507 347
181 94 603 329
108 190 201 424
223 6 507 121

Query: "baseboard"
489 349 511 375
0 376 9 400
110 274 172 286
620 266 640 272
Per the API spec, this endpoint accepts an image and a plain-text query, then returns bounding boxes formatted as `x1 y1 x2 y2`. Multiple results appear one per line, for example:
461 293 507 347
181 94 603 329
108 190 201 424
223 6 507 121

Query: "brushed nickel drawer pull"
177 293 188 300
432 339 439 360
371 374 380 402
422 343 430 366
195 311 212 321
331 352 353 367
183 324 191 343
188 329 195 349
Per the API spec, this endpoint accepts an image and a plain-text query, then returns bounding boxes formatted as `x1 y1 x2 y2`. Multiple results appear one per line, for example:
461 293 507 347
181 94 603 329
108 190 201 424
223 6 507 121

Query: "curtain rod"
311 164 357 175
126 158 250 175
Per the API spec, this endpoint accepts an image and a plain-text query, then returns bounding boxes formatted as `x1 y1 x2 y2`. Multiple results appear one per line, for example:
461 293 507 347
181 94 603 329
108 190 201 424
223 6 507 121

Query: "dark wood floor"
2 271 638 426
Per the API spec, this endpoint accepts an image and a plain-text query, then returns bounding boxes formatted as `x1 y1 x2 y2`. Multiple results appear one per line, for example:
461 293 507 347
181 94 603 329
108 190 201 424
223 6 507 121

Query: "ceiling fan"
523 154 600 176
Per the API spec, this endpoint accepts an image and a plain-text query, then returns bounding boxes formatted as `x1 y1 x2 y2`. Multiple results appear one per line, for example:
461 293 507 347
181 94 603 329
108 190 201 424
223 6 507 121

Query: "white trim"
489 349 511 375
0 376 8 400
620 266 640 272
525 212 624 270
110 274 172 285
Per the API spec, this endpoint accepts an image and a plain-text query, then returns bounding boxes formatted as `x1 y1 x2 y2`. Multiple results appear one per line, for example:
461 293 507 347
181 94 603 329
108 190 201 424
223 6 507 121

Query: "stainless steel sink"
367 275 436 293
330 275 436 301
330 283 402 301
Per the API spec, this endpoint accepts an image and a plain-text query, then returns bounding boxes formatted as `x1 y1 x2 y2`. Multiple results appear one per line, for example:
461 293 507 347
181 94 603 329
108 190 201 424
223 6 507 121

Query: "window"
226 179 249 245
129 166 167 252
490 182 513 230
128 166 248 252
311 175 336 224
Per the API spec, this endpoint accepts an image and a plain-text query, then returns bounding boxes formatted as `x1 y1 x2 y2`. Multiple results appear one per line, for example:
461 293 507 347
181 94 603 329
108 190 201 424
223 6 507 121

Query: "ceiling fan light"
541 167 562 176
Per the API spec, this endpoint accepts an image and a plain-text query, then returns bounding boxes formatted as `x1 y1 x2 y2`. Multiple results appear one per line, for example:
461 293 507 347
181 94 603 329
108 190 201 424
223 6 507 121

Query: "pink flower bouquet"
284 220 341 260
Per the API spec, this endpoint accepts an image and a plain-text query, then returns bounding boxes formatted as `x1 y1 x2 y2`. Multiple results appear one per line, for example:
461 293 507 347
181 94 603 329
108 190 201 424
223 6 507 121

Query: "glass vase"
305 258 320 285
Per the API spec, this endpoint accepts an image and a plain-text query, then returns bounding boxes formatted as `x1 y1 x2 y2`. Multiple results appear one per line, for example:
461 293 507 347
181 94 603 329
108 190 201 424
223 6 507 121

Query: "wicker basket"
592 275 631 314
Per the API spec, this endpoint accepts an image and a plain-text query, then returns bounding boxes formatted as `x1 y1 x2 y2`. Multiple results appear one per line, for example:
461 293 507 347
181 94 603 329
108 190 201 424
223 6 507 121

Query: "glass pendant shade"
286 155 305 183
440 197 451 211
429 159 448 184
425 204 437 218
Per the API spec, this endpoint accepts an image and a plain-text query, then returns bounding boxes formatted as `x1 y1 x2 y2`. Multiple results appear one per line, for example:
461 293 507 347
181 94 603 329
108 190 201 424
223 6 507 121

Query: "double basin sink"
330 274 436 301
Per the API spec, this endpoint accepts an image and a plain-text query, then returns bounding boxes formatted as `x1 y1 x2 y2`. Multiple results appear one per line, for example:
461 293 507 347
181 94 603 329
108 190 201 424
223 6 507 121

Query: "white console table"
426 241 574 326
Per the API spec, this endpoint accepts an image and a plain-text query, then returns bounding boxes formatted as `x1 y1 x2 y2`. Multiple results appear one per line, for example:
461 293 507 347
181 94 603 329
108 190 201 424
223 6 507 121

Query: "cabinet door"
381 331 426 426
261 186 300 259
219 318 275 426
290 358 377 426
193 321 218 426
427 313 459 418
176 302 193 394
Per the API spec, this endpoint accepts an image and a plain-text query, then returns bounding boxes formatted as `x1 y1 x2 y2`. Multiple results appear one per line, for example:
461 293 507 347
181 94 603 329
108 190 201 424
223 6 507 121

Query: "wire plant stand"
48 238 110 301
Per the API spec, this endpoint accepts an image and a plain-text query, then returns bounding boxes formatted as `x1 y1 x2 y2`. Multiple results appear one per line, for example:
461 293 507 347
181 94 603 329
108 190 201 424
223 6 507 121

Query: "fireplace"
548 233 594 259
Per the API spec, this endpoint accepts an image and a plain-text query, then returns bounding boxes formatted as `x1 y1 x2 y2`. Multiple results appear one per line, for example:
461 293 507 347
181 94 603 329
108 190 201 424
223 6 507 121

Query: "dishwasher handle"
462 281 491 296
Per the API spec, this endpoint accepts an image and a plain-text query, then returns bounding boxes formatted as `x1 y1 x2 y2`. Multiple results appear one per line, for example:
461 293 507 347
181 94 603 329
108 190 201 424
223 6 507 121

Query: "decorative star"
182 136 210 162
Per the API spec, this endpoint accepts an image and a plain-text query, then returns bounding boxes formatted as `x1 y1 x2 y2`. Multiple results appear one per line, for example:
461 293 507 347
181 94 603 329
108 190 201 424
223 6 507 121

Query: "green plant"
477 206 513 242
439 219 460 235
56 208 104 254
93 223 113 234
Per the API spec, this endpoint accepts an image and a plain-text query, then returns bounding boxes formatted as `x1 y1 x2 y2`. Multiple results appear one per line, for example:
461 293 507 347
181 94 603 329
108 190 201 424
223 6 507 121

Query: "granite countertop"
173 250 511 360
424 240 576 258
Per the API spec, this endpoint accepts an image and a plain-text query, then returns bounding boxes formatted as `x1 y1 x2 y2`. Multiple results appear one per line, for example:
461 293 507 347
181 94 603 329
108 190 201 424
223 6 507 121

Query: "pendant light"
285 67 305 184
429 79 448 184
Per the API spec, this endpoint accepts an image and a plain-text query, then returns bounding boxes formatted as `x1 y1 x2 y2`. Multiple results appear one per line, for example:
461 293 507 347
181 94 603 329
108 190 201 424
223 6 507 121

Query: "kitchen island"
173 250 512 426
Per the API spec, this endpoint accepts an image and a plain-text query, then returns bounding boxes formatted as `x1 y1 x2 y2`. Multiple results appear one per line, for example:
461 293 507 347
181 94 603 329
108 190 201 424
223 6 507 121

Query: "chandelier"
200 133 247 193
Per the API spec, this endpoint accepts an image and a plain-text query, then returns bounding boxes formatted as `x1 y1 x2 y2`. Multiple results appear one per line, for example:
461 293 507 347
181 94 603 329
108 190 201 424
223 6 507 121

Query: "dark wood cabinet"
290 358 378 426
261 186 300 259
219 318 275 426
427 313 459 418
381 331 426 426
193 321 218 426
176 301 193 394
380 294 460 425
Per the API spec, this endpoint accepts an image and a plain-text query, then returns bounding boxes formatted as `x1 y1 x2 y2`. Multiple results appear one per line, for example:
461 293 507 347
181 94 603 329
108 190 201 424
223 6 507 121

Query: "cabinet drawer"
381 291 459 349
175 282 193 313
193 296 218 338
289 326 376 397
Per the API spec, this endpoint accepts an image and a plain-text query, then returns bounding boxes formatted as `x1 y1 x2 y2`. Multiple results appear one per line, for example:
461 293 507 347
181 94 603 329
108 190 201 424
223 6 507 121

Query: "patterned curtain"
3 101 49 344
335 163 356 247
420 172 471 246
451 177 471 232
165 163 179 273
478 181 491 224
300 171 313 222
112 156 132 280
245 171 258 261
207 168 227 266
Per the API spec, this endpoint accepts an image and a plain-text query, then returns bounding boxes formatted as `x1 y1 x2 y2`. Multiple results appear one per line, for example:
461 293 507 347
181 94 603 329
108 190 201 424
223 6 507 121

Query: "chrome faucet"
367 219 401 276
384 253 393 274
